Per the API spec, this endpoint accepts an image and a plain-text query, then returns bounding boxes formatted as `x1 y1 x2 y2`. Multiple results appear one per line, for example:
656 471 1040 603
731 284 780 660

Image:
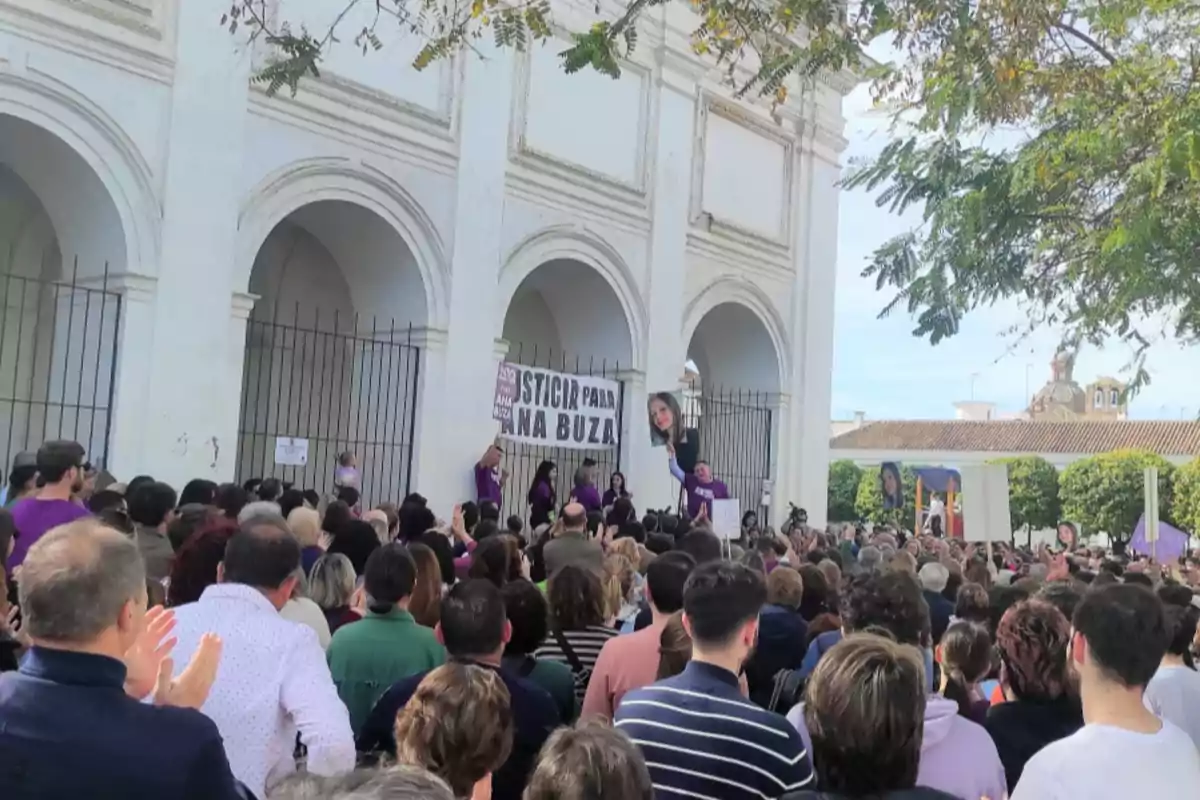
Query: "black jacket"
745 604 808 709
984 695 1084 792
784 788 959 800
923 590 955 644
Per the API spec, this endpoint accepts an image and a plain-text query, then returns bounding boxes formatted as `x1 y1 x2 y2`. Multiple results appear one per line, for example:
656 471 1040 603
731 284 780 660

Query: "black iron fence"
0 260 121 472
498 342 625 521
682 381 774 518
237 305 420 506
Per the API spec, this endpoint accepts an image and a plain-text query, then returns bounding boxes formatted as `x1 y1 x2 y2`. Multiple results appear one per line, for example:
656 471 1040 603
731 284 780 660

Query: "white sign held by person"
960 464 1011 543
493 362 621 450
711 498 742 541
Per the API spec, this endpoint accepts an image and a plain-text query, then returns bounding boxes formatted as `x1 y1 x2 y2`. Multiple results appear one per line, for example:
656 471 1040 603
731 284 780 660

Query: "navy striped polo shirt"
615 660 814 799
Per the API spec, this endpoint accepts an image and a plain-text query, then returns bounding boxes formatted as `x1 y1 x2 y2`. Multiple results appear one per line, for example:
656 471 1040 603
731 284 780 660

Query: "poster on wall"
647 390 700 473
494 362 621 449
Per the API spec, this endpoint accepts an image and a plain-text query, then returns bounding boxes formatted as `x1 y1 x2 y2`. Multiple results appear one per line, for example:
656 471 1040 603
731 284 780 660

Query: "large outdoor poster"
493 362 621 449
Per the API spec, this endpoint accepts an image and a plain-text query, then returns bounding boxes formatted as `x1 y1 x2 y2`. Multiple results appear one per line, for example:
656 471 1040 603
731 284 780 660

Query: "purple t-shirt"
683 475 729 519
475 463 502 507
572 484 603 513
9 498 90 568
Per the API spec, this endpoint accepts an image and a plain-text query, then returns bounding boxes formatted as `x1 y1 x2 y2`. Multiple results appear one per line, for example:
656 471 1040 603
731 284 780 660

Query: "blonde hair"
766 566 804 609
609 537 640 568
602 555 635 619
287 507 322 549
394 663 514 798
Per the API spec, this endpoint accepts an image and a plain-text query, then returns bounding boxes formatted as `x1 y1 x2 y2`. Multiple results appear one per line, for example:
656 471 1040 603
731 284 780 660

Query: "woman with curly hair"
534 564 619 701
984 599 1083 792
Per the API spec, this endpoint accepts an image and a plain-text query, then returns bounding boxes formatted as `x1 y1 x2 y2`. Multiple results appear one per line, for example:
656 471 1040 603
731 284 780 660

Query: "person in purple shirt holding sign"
474 442 508 508
667 443 729 519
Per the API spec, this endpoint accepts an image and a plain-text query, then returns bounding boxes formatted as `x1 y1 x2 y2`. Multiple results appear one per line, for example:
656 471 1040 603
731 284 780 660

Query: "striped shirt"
534 625 619 700
615 661 813 800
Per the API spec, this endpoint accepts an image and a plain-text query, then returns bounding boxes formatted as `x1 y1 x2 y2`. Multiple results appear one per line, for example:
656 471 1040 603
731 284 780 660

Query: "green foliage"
827 460 864 523
1171 458 1200 537
989 455 1060 533
1059 449 1174 543
854 463 917 527
838 0 1200 379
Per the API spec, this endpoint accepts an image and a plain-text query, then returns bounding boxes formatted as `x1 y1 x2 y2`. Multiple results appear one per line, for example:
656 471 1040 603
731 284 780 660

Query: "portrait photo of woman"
880 462 903 510
647 391 701 473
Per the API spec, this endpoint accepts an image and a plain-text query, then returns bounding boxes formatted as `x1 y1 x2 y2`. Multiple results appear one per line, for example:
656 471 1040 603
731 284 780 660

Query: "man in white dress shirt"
169 513 356 798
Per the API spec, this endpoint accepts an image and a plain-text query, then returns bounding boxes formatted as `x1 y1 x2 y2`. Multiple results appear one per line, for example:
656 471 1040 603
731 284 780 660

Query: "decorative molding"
230 291 259 321
246 66 460 173
497 224 647 371
685 230 791 276
494 338 511 360
0 61 163 276
681 274 792 387
507 39 652 200
0 1 174 83
689 93 797 251
46 0 162 38
504 169 653 238
78 270 156 302
236 156 451 328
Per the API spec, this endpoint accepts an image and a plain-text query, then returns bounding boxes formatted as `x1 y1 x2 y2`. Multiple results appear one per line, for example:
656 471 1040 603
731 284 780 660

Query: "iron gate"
236 305 421 506
499 342 625 521
682 381 774 517
0 261 122 471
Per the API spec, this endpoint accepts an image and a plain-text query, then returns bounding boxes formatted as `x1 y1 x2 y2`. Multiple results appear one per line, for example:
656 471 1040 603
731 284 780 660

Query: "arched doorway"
684 299 784 517
238 200 428 504
0 115 124 469
498 256 635 516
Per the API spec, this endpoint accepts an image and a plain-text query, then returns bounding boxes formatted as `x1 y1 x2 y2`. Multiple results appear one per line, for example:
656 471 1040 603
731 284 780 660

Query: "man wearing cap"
474 442 508 508
8 441 90 570
1 451 37 508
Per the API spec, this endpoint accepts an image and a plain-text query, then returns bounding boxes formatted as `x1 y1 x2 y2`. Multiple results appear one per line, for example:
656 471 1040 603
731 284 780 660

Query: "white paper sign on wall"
711 498 742 541
274 437 309 467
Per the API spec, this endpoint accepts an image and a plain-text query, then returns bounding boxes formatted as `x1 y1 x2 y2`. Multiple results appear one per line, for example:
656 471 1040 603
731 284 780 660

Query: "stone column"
786 84 848 528
136 0 251 487
81 272 155 478
636 50 703 511
419 42 517 513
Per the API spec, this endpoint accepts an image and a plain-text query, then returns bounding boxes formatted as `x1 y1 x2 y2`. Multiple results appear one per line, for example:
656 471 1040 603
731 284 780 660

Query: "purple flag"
1128 514 1191 562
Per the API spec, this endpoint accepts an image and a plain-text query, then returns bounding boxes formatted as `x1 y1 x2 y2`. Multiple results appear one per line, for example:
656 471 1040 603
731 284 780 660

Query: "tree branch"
1051 22 1116 65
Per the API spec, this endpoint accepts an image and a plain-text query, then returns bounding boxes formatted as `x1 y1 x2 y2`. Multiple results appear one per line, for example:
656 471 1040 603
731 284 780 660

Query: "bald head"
19 519 145 643
561 502 586 531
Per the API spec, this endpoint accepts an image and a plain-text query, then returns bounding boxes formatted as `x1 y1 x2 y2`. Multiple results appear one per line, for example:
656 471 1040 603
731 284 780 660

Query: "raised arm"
666 443 685 484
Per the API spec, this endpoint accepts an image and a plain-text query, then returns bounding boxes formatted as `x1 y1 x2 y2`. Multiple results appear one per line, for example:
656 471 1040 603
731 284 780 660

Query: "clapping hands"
123 605 223 710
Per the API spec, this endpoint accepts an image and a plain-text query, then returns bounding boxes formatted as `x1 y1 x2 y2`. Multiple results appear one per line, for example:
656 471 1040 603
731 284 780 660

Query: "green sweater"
327 607 445 734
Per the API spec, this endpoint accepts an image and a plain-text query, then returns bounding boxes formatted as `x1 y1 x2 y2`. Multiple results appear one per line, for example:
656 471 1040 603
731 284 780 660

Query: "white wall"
0 0 851 521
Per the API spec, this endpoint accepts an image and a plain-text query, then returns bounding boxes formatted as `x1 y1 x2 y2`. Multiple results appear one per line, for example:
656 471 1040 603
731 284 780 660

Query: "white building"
0 0 850 523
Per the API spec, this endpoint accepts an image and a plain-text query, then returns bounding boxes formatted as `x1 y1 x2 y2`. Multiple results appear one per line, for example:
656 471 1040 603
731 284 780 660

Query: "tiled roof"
830 420 1200 456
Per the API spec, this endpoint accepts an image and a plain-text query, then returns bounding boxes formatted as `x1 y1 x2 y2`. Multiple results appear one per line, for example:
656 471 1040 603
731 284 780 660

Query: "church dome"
1030 350 1086 416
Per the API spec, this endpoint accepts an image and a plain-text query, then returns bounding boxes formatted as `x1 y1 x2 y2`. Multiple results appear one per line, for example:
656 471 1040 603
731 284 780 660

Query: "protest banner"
494 362 620 449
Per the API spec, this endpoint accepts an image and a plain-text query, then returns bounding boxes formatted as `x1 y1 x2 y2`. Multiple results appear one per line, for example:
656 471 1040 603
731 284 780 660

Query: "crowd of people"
2 438 1200 799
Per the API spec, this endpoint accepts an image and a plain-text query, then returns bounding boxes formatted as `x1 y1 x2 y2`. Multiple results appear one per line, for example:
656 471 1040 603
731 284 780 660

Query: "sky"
830 76 1200 423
